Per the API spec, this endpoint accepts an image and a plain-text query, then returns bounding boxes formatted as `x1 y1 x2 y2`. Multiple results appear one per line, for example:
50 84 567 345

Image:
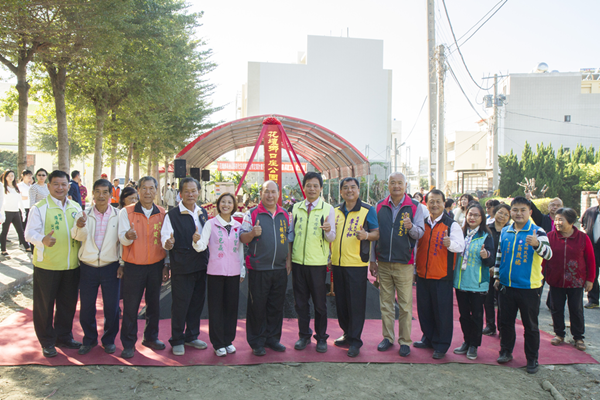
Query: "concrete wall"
246 35 392 161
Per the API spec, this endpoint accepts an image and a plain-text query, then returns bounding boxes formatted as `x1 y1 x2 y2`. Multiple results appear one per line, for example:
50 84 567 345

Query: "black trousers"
292 263 329 341
484 277 500 330
246 268 287 349
1 211 29 252
207 274 239 349
456 289 486 347
332 265 367 348
169 269 207 346
550 286 585 340
120 261 164 349
499 286 540 361
416 277 454 353
33 266 80 348
79 262 120 346
588 257 600 304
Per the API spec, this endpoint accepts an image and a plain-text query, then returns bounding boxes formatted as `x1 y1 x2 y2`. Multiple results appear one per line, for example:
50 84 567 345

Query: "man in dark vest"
118 176 168 359
413 189 465 359
162 177 209 356
370 172 424 357
240 181 291 356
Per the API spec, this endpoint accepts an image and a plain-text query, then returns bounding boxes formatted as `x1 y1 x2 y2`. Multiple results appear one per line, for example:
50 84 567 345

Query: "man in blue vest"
25 170 82 357
370 172 424 357
290 172 336 353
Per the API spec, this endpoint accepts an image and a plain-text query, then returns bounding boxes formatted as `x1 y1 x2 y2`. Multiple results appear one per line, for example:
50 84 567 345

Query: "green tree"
0 150 18 172
498 150 522 197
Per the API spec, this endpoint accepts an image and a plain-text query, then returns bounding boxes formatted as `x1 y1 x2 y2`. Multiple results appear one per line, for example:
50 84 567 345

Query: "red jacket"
543 229 596 288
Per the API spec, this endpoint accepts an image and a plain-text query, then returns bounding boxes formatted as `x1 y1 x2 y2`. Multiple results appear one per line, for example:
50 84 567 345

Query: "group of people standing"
6 166 599 375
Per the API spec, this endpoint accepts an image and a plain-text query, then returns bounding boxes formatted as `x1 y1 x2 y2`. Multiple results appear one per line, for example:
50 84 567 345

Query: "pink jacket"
206 217 244 277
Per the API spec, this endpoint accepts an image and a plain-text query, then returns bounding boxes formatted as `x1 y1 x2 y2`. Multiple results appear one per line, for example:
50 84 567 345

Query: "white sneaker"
215 347 227 357
225 345 236 354
185 339 207 350
172 344 185 356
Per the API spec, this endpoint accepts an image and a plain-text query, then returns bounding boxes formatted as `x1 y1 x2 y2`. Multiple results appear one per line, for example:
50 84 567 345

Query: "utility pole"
427 0 437 189
394 138 398 173
492 73 499 191
437 44 446 190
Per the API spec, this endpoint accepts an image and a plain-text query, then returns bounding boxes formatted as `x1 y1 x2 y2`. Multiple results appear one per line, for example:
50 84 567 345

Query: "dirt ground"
1 282 599 400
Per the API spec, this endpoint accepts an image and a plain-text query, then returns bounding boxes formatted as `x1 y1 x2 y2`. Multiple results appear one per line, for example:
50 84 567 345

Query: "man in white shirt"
161 177 209 356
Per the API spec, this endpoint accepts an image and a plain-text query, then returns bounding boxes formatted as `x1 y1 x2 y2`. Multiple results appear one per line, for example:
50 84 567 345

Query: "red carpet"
0 288 596 368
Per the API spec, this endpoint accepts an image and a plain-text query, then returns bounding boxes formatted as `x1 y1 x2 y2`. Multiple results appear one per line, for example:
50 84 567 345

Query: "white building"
498 68 600 157
242 35 393 162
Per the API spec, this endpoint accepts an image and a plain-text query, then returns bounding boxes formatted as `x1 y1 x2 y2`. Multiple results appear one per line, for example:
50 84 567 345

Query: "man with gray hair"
118 176 169 359
370 172 424 357
581 189 600 308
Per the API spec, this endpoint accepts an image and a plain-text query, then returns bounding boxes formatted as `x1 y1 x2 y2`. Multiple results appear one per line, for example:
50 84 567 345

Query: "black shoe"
265 341 286 352
453 342 469 355
294 337 310 350
334 335 350 347
413 340 433 349
42 346 57 358
121 348 135 359
347 345 360 357
432 350 446 359
252 347 266 356
377 338 393 352
316 339 327 353
497 351 513 364
56 339 82 349
526 359 539 374
482 326 496 336
399 345 411 357
466 346 478 360
103 344 116 354
584 302 600 309
141 339 166 350
77 343 97 355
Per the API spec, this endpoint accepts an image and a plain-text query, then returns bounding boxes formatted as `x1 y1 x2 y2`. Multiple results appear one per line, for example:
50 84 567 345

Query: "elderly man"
240 181 291 356
118 176 169 359
331 177 379 358
290 172 336 353
25 170 82 357
370 172 424 357
413 189 465 359
161 177 209 356
526 192 562 233
581 189 600 309
71 178 121 355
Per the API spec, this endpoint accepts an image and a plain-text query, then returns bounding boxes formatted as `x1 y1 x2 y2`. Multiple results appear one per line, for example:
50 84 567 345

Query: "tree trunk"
125 141 133 183
154 155 161 205
147 152 153 177
164 156 169 194
133 144 140 182
110 129 118 181
92 102 108 183
46 64 69 173
16 61 30 173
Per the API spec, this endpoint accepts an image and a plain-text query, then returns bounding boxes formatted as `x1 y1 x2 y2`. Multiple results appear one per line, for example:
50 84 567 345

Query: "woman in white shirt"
1 170 31 256
29 168 50 207
454 194 475 227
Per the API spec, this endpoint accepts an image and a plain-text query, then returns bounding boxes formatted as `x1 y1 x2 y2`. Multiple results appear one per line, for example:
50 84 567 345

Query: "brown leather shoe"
550 336 564 346
575 340 586 351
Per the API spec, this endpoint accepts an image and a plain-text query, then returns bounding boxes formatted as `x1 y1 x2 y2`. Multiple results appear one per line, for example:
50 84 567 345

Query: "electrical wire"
450 0 508 52
404 95 428 143
441 0 495 91
447 62 488 121
505 110 600 130
502 127 600 140
454 131 488 159
449 0 505 49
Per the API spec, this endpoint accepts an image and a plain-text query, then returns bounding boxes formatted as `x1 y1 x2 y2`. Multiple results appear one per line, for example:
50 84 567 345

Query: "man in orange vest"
111 179 121 208
118 176 169 359
413 189 465 359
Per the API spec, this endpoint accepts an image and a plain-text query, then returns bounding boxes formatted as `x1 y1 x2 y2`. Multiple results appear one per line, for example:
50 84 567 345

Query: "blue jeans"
79 262 121 346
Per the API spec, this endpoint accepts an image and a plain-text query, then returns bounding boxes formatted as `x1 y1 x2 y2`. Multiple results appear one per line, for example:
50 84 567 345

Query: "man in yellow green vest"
290 172 336 353
331 177 379 357
25 170 82 358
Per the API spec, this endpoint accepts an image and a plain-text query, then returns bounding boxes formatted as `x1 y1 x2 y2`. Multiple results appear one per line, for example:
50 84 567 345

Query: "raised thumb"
170 232 174 239
445 229 449 237
48 229 54 237
359 225 364 231
255 220 260 227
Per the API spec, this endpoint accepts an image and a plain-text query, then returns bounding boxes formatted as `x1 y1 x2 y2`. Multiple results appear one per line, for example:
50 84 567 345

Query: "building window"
472 163 478 169
472 144 479 151
564 115 571 122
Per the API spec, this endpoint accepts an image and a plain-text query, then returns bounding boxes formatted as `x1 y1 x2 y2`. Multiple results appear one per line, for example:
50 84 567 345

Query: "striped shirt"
29 184 50 208
93 206 112 249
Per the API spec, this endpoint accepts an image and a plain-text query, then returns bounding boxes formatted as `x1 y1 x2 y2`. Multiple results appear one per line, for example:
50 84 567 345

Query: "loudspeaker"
173 159 186 178
201 169 210 181
190 168 200 181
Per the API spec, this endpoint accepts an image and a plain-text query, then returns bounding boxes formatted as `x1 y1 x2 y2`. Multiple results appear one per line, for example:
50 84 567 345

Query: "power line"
503 127 600 140
455 131 488 159
449 0 508 52
505 110 600 130
441 0 495 91
447 62 488 121
456 129 487 146
404 95 428 142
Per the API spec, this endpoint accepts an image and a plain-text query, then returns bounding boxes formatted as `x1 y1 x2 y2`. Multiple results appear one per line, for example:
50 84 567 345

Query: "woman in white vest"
195 192 245 357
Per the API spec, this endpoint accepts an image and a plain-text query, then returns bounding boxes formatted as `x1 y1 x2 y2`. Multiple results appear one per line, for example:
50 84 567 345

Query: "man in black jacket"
581 190 600 309
161 177 210 356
